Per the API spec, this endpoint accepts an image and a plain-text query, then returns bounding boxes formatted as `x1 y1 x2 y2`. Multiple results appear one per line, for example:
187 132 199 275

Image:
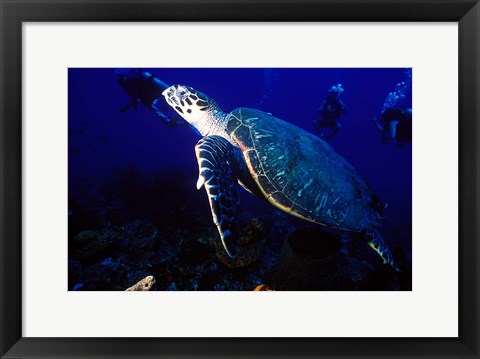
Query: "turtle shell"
226 108 383 232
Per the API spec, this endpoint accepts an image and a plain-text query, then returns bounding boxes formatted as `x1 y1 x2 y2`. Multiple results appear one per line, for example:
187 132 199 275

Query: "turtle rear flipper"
365 230 401 272
195 136 240 258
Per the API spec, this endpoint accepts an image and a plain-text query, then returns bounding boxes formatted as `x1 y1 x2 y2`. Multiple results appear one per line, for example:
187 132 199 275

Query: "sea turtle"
162 85 400 271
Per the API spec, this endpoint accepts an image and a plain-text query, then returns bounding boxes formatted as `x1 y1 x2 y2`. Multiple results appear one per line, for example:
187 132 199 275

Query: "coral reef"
126 275 156 291
254 284 273 291
264 227 405 290
72 229 118 263
215 218 264 268
73 230 97 245
68 165 411 291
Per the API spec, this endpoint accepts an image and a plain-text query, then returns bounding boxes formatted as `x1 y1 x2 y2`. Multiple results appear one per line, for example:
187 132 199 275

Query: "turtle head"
162 85 225 135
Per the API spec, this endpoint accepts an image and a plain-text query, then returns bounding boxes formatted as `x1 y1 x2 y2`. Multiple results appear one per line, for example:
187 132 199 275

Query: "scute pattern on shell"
227 108 383 232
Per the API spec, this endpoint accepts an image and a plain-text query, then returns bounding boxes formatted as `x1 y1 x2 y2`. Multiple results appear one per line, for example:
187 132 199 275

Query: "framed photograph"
1 0 479 358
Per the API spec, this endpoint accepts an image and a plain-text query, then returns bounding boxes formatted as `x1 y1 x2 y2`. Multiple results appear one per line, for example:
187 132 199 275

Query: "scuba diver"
313 83 347 141
116 69 187 128
371 107 412 147
371 71 412 147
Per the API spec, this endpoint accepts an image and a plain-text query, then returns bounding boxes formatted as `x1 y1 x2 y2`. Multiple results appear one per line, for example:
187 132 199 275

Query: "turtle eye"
197 93 209 102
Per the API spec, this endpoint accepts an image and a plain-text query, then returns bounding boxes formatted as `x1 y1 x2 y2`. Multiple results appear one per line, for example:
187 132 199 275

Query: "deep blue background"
68 68 412 260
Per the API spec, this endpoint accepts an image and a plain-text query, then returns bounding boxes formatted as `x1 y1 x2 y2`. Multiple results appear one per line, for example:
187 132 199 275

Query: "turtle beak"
162 85 180 107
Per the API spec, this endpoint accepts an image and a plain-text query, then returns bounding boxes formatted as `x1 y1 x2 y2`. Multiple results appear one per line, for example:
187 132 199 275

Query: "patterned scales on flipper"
195 135 241 258
366 229 399 271
227 108 384 232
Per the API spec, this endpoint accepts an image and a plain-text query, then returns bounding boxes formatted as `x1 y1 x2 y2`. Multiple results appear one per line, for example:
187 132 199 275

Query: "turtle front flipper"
195 136 240 258
365 230 401 272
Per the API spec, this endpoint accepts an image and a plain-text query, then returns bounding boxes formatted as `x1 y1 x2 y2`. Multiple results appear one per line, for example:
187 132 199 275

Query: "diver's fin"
119 100 137 113
365 230 401 272
370 117 384 133
195 136 240 258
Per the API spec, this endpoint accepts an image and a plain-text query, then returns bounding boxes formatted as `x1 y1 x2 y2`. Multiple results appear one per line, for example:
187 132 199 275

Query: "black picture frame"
1 0 479 358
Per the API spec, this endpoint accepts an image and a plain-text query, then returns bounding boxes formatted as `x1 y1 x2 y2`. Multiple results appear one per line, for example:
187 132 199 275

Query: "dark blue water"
68 68 412 291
